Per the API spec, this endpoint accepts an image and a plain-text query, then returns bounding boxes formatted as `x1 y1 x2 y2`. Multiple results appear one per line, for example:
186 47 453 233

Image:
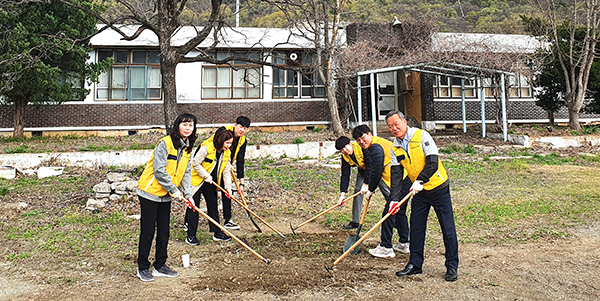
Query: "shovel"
343 194 371 255
230 167 262 233
331 192 414 268
290 191 363 235
213 182 286 239
183 198 270 264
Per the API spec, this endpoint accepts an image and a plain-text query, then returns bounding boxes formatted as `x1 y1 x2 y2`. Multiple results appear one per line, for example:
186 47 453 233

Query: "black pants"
138 196 171 270
219 177 232 222
408 184 459 270
380 177 411 248
186 182 222 235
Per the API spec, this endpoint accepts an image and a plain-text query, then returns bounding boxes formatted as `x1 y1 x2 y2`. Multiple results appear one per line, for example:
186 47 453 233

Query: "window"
202 51 262 99
272 52 326 98
509 74 532 98
434 76 475 98
96 49 161 101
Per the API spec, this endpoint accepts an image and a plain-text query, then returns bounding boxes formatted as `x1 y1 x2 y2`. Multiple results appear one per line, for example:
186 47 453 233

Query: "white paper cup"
182 254 190 268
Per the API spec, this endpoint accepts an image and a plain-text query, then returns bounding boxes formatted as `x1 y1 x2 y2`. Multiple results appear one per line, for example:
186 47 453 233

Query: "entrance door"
377 72 396 120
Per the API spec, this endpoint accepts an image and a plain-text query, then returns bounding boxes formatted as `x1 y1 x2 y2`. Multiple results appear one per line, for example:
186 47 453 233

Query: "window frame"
96 49 162 101
201 50 263 100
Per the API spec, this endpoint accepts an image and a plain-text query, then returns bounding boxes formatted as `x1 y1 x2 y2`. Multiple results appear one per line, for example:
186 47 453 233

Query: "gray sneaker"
152 265 179 278
137 269 154 282
393 242 410 254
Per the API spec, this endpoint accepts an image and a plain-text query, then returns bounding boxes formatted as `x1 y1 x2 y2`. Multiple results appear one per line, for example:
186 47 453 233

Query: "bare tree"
58 0 229 133
530 0 600 130
259 0 347 136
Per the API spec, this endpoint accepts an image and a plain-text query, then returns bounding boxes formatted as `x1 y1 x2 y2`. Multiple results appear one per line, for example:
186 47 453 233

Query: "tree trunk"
547 110 555 126
13 97 27 138
567 102 581 130
326 83 344 136
161 54 179 135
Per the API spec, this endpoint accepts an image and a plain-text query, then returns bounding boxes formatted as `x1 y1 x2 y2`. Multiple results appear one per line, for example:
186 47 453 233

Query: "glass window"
272 51 326 99
95 49 161 101
201 51 263 99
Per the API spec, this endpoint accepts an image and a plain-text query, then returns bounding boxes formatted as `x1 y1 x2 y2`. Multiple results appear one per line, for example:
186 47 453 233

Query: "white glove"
337 193 346 206
204 176 213 185
365 190 374 200
410 180 424 194
171 190 184 201
360 183 369 193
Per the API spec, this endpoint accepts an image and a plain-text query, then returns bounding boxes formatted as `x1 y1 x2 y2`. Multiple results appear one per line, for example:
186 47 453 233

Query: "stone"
19 202 28 209
0 166 16 180
106 172 128 183
93 182 112 194
37 167 64 179
95 193 110 199
124 180 138 191
109 194 121 202
85 198 106 211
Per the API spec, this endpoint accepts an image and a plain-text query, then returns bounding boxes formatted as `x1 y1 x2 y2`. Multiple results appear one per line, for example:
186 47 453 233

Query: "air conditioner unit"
286 51 302 66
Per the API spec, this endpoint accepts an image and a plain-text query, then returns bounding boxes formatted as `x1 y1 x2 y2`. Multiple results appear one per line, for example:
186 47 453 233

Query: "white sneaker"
393 242 410 254
368 244 395 258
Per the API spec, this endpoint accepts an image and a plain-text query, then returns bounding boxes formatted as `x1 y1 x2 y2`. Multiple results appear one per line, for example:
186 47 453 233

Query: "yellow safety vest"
342 142 366 170
371 136 393 187
138 136 190 196
202 125 245 162
190 143 231 186
392 129 448 190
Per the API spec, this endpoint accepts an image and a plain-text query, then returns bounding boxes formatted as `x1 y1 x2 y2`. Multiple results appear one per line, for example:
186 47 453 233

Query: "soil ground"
1 125 600 300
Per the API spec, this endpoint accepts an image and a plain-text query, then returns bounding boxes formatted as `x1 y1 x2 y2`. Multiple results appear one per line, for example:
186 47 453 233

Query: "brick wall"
0 101 331 129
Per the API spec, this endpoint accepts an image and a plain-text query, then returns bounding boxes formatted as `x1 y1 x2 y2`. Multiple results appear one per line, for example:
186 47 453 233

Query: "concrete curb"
0 142 338 169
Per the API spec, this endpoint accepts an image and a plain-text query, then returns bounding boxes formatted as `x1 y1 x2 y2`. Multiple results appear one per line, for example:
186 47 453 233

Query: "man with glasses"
386 110 458 282
352 124 411 258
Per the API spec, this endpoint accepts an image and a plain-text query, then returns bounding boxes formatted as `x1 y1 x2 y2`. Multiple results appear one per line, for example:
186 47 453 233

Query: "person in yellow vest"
386 110 459 282
352 124 411 258
195 116 250 230
186 128 234 244
334 136 370 230
136 113 197 282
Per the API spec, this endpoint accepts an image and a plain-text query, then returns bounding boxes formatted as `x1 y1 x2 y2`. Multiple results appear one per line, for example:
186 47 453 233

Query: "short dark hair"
352 124 371 139
236 116 251 128
335 136 351 150
170 113 197 154
213 130 234 150
385 110 406 122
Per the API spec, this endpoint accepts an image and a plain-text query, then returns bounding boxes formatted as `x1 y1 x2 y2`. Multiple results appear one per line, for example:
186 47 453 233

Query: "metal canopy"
355 62 512 141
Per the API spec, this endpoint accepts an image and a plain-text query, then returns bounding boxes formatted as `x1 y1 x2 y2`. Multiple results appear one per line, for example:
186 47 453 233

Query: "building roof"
90 24 334 49
432 32 545 54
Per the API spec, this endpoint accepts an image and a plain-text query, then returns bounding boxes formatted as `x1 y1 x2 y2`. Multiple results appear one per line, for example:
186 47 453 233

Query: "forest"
97 0 537 34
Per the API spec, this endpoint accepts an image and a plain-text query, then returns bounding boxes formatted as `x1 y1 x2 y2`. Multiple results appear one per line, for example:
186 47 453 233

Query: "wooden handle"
185 199 269 264
332 192 414 267
294 191 363 230
230 167 249 207
213 182 286 238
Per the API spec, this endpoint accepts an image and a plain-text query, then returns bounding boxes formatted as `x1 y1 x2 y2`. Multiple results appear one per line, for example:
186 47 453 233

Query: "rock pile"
86 172 138 211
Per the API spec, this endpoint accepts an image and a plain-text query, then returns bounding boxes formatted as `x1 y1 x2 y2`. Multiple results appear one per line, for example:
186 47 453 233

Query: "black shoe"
445 267 458 282
396 263 423 277
186 236 199 246
212 231 232 242
343 221 360 230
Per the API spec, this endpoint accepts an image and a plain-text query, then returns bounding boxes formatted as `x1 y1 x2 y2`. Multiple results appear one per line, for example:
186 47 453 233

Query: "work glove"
388 201 400 215
360 183 369 193
226 189 232 199
185 198 196 212
410 180 424 194
204 176 213 185
337 192 346 206
171 190 184 201
365 190 375 201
